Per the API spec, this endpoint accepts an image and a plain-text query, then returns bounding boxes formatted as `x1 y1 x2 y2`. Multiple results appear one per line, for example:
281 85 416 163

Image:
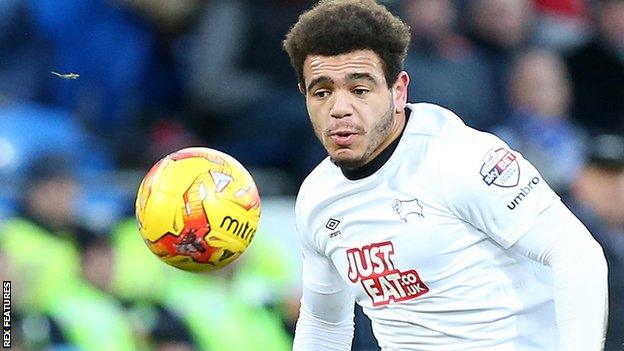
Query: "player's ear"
298 83 306 95
392 71 410 113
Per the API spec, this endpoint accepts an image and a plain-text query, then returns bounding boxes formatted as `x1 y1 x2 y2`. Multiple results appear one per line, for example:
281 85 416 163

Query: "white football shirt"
295 103 561 350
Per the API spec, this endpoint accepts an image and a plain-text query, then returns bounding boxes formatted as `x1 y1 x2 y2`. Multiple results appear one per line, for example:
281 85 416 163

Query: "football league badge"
480 148 520 187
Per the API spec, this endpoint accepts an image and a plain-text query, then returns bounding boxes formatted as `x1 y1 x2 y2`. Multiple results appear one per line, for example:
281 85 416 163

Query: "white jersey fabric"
295 103 563 350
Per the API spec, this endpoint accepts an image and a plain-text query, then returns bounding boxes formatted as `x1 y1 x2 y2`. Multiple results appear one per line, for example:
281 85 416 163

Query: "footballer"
283 1 608 350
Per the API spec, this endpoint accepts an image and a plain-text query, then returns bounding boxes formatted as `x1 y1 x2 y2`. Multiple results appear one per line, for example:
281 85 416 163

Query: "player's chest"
312 183 470 306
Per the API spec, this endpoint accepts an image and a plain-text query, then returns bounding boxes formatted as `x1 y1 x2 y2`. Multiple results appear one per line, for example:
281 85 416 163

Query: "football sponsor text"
347 241 429 307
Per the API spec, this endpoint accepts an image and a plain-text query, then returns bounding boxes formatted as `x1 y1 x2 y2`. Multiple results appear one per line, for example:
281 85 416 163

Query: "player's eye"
313 90 330 99
353 88 369 96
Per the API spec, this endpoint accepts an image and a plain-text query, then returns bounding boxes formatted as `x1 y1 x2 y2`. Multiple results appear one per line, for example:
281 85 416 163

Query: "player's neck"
341 108 409 180
372 109 407 162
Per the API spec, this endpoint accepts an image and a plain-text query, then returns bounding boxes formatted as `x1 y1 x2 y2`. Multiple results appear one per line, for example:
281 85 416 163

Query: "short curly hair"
283 0 411 89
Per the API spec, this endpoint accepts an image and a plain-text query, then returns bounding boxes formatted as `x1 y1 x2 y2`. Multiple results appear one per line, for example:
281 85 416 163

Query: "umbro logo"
325 218 342 238
325 218 340 230
507 177 540 210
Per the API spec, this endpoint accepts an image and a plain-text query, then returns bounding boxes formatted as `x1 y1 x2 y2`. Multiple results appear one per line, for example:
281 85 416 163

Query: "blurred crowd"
0 0 623 350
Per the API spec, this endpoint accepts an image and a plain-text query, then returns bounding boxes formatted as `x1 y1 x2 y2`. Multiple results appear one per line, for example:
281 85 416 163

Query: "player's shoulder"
406 104 518 193
404 103 501 167
404 103 468 138
406 103 501 154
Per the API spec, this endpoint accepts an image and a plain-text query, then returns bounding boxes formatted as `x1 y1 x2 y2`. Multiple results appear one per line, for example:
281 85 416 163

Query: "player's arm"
511 202 608 350
293 210 354 350
294 285 355 350
435 109 607 350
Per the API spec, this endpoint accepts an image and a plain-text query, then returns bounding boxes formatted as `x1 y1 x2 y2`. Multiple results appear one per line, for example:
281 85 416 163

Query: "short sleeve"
295 198 347 294
298 237 347 294
437 125 560 248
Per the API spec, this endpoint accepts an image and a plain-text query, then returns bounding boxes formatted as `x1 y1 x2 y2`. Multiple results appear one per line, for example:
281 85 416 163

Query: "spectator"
110 0 205 171
495 49 586 192
0 101 112 179
0 153 137 351
402 0 498 130
464 0 535 121
150 306 197 351
0 0 50 102
178 0 324 189
0 100 120 226
532 0 591 50
24 0 191 170
112 0 201 35
79 231 198 351
565 0 624 136
110 218 294 350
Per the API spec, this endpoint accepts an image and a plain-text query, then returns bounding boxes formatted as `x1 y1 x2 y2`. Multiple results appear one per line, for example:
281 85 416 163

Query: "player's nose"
330 90 353 119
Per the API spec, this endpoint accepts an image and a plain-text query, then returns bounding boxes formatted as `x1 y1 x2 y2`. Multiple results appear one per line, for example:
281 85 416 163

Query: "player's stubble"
313 94 396 170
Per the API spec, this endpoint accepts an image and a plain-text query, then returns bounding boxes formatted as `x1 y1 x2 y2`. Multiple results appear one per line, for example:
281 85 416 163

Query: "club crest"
392 198 424 222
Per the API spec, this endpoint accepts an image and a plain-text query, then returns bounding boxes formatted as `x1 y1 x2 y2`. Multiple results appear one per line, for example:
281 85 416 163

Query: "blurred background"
0 0 623 350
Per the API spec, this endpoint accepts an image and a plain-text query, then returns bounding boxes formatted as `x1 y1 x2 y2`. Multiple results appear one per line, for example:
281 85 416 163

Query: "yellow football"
135 147 261 271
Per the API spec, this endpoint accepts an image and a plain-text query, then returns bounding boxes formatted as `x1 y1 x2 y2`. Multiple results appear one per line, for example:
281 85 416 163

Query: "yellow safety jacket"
112 218 293 350
0 218 137 351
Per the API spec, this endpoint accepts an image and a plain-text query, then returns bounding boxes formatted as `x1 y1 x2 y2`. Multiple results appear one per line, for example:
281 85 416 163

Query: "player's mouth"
328 129 359 146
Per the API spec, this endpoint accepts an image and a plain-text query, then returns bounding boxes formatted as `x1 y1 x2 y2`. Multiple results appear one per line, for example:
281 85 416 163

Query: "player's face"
301 50 409 169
